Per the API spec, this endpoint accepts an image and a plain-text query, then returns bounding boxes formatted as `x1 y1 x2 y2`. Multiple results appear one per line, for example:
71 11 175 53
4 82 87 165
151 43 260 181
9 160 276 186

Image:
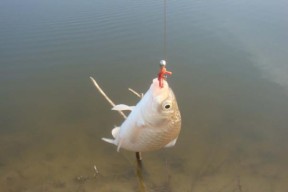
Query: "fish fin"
102 138 116 145
112 127 120 138
117 139 123 152
112 104 135 111
102 137 122 152
165 138 178 148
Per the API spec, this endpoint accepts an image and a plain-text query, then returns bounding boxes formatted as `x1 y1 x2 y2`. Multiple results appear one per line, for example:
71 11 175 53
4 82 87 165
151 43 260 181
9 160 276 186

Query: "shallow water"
1 0 288 191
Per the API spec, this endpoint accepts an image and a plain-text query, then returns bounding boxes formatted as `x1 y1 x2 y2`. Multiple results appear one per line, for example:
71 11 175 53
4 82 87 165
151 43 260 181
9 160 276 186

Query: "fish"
102 78 181 152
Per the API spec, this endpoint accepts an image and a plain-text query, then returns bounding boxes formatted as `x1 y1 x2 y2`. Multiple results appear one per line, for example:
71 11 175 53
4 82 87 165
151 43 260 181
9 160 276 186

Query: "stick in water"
128 88 143 98
90 77 127 119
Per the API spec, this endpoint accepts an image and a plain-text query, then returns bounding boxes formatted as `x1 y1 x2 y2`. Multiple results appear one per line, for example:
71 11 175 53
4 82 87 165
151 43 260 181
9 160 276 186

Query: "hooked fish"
102 78 181 152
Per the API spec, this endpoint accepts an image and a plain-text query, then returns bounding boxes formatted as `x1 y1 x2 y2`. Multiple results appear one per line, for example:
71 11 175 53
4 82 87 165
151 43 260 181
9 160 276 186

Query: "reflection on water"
1 0 288 191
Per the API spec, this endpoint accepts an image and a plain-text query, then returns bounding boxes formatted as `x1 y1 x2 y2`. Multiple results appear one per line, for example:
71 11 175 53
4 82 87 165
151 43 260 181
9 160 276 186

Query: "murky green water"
1 0 288 191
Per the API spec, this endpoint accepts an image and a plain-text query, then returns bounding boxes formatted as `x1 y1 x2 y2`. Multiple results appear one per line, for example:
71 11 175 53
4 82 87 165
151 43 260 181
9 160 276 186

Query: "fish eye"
162 101 172 110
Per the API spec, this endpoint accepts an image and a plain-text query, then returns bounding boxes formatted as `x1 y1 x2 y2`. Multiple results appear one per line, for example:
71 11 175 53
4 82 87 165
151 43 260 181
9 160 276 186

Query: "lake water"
1 0 288 191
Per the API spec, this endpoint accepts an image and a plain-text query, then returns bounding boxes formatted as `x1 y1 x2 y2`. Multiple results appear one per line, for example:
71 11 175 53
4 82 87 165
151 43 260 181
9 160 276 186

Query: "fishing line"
157 0 172 88
163 0 167 61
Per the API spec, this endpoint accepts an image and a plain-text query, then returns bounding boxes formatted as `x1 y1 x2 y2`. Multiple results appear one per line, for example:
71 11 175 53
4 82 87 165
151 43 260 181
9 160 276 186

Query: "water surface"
1 0 288 191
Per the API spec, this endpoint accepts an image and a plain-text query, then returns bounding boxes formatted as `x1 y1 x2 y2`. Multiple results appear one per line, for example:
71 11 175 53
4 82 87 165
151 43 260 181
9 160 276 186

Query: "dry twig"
90 77 127 119
128 88 143 98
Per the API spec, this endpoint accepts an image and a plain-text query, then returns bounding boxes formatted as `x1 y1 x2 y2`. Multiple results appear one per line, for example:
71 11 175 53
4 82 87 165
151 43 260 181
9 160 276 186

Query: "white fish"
102 78 181 152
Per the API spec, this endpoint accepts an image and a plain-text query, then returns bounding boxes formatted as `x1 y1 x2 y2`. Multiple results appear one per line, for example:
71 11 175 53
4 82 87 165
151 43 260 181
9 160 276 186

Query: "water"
1 0 288 191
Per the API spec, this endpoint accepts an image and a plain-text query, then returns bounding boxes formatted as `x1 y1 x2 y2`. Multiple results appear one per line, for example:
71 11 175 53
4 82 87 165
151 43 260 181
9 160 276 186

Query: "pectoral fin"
112 104 135 111
102 138 116 145
117 139 123 152
102 137 123 152
112 127 120 138
165 138 178 148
